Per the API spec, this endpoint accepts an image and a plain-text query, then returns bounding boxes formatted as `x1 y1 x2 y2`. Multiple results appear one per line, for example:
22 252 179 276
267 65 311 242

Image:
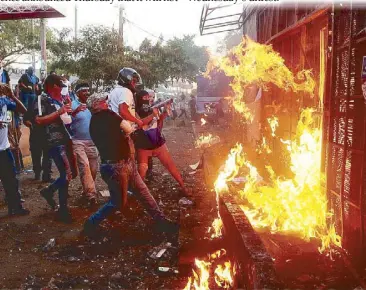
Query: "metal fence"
325 5 366 263
243 2 366 264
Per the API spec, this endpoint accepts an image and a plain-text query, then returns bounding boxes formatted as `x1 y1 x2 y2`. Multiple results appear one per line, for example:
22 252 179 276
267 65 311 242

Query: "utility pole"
31 19 36 70
118 4 124 51
40 18 47 77
74 4 78 43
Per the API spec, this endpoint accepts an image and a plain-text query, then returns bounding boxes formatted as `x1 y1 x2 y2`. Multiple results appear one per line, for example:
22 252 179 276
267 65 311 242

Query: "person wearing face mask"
18 67 39 110
0 60 10 86
69 82 98 206
32 74 74 223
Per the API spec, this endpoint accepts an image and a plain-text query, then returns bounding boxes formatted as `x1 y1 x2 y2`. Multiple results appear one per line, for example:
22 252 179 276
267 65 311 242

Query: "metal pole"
118 4 124 50
40 18 47 76
74 4 78 43
31 19 36 70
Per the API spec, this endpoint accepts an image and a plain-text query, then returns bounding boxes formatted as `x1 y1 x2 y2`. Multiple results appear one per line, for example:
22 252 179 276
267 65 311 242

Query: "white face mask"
61 86 68 96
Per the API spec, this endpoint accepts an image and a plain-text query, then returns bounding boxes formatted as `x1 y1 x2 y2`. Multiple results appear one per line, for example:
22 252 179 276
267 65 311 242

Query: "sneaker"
12 208 30 216
81 220 98 238
40 188 56 210
154 218 180 234
56 209 73 224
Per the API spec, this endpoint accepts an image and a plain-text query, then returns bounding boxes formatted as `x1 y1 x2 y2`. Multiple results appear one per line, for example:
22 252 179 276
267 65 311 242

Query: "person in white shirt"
106 67 179 233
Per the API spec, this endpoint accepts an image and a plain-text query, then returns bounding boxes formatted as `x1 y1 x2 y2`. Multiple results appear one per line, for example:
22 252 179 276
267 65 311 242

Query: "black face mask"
136 94 151 118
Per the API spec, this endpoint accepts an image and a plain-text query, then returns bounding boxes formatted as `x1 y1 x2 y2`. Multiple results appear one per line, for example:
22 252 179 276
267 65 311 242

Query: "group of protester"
0 64 193 236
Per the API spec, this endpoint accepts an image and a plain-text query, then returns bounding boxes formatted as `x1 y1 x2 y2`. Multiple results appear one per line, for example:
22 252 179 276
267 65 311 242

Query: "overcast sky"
47 2 243 51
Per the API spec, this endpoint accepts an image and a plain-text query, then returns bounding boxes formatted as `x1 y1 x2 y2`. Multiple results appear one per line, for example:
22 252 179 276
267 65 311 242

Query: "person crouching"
82 93 179 236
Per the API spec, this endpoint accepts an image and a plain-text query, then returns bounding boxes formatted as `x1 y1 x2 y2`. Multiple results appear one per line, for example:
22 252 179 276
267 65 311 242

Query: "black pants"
30 132 52 179
10 148 24 173
0 149 22 211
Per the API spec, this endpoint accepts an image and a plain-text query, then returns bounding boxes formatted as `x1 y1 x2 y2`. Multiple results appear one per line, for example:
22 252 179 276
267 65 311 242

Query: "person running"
82 92 179 236
0 83 29 216
33 74 74 223
70 82 98 205
134 90 190 197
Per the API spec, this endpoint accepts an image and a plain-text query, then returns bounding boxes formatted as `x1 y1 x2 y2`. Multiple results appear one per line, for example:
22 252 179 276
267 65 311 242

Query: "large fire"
206 36 341 253
185 35 340 290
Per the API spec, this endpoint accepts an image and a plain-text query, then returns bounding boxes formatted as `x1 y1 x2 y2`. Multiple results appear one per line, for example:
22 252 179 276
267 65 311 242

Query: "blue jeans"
0 149 22 211
20 91 36 110
46 145 72 210
88 159 164 226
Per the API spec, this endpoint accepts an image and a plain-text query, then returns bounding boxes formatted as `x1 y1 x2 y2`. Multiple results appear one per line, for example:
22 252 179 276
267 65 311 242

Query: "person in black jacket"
82 92 179 236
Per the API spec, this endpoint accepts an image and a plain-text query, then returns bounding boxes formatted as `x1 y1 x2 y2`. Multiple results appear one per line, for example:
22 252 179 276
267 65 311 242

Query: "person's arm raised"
35 103 72 126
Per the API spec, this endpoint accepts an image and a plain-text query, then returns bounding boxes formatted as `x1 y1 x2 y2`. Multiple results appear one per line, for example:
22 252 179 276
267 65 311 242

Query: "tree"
165 35 209 83
0 19 53 66
49 26 209 90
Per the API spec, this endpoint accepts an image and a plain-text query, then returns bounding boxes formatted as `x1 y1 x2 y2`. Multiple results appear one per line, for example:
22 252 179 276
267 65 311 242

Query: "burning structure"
194 2 366 289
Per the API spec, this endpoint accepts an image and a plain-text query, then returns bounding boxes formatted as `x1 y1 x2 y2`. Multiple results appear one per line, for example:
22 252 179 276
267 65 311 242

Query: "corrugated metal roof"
0 3 65 20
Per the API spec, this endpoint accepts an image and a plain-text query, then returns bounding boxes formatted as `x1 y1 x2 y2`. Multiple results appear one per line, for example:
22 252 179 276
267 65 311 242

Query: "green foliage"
0 20 40 65
49 25 209 90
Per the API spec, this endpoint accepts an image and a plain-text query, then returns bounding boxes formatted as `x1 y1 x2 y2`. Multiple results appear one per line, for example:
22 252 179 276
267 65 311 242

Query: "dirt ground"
0 122 220 290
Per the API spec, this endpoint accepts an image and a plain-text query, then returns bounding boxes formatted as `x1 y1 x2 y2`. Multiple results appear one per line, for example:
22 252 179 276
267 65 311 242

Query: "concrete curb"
202 152 281 289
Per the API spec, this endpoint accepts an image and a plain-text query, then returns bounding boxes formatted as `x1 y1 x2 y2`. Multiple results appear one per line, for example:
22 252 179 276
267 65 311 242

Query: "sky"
47 2 243 51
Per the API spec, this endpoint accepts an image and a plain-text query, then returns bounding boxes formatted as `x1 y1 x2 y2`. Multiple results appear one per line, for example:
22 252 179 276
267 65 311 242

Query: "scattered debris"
149 242 172 259
110 272 123 280
189 160 201 170
99 190 110 197
43 238 56 251
67 256 79 262
47 277 57 289
157 267 179 274
179 197 194 206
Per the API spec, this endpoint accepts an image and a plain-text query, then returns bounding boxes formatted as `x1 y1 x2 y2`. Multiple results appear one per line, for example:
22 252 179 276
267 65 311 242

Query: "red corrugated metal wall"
325 5 366 263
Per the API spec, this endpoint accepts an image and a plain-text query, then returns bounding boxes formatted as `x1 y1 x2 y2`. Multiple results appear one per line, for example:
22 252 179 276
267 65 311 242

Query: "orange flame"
267 116 279 137
183 250 234 290
256 137 272 154
216 109 341 252
205 37 340 253
205 36 315 122
214 262 234 289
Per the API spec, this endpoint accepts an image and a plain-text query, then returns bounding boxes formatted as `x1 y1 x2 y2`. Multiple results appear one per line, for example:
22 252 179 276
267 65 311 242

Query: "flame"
183 250 234 290
192 259 211 290
210 249 226 260
214 262 234 289
210 217 223 239
214 144 245 193
205 36 315 122
217 109 341 252
201 118 207 126
195 134 220 149
267 117 279 137
256 137 272 154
